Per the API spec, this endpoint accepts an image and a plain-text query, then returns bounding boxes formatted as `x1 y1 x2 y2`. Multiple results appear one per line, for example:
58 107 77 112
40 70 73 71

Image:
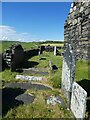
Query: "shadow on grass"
15 69 23 73
52 65 58 70
39 57 46 60
87 99 90 118
77 79 90 97
23 61 39 69
2 87 26 117
77 79 90 118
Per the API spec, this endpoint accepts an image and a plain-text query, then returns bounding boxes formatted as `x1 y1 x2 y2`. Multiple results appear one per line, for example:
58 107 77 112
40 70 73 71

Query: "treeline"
39 41 64 44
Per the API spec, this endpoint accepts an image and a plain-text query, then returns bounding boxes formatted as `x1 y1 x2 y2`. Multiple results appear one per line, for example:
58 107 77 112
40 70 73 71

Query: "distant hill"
0 40 64 53
0 41 40 53
40 41 64 44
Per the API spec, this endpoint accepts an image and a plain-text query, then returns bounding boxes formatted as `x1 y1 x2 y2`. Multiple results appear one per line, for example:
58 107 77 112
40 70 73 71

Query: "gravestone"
62 41 76 104
38 51 40 55
40 46 45 54
71 82 87 119
49 60 52 70
54 46 57 56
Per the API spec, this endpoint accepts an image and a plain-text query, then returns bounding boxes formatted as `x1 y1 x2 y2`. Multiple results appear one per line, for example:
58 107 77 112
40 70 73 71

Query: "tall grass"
75 60 89 81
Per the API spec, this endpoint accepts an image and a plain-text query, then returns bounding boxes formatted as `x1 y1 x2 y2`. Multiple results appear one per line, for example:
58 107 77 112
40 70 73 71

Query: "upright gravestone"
62 41 76 105
38 51 40 55
54 46 57 56
49 60 52 70
71 82 87 119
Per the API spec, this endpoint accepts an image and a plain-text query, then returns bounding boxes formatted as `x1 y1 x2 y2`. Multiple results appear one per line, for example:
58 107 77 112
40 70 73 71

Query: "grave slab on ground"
16 75 43 81
23 69 48 75
5 82 52 90
23 67 49 75
15 93 35 104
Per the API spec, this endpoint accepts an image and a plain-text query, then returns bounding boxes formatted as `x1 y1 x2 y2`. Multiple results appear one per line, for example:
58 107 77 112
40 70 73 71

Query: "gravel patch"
15 94 35 104
5 82 52 90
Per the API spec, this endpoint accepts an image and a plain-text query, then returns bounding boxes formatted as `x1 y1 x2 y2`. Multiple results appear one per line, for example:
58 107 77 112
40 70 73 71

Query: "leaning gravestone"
62 41 76 104
71 82 87 119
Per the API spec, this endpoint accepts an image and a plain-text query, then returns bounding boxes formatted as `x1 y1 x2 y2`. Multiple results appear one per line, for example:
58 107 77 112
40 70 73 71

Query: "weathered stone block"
73 19 78 25
73 6 76 11
85 9 89 15
80 6 84 12
70 8 73 13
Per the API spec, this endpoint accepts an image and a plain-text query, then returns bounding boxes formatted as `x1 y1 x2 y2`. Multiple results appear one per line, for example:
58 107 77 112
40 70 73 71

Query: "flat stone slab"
23 68 49 75
46 95 65 106
15 94 35 104
5 82 52 90
23 68 39 72
23 71 48 75
16 75 43 81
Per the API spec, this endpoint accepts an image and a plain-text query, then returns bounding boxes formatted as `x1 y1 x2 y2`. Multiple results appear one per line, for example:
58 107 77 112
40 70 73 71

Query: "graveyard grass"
1 41 89 118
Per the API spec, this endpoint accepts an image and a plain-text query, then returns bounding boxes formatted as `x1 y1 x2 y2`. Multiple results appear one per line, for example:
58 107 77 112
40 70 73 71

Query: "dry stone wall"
64 1 90 60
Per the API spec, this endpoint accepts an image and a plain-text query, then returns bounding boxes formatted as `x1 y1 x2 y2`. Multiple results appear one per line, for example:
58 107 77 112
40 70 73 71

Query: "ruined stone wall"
64 1 90 60
24 49 39 60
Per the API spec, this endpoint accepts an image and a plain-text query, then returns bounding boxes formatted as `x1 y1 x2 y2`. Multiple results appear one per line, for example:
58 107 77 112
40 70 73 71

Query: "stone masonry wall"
64 1 90 60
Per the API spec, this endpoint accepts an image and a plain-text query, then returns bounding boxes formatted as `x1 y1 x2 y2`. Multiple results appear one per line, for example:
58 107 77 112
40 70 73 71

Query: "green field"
0 41 40 53
0 41 89 118
41 43 64 46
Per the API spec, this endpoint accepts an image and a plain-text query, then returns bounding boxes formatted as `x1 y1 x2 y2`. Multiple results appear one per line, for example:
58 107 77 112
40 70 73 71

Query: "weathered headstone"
54 46 57 56
71 82 87 119
62 42 76 104
40 46 45 54
49 60 52 70
38 51 41 55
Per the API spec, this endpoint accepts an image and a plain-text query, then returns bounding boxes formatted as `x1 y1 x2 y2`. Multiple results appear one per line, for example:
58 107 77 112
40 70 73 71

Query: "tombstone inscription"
71 82 87 119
